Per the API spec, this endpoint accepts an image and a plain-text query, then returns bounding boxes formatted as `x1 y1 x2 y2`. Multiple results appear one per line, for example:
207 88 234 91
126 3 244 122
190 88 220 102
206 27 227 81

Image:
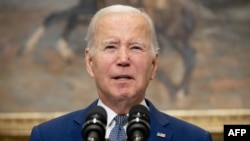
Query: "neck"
100 96 144 114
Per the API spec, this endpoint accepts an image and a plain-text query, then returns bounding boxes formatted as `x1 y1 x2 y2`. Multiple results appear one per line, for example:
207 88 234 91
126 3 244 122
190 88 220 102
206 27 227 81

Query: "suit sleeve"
202 131 213 141
29 126 42 141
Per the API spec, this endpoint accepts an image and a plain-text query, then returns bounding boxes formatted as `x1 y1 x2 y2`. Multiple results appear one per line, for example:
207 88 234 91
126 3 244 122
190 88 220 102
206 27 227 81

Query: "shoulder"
29 109 87 141
163 113 212 141
146 99 212 141
36 100 98 129
38 109 85 129
29 100 98 141
162 111 207 133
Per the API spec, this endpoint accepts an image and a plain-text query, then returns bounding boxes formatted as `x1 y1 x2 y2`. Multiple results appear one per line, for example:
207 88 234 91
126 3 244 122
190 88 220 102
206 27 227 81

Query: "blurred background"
0 0 249 112
0 0 249 140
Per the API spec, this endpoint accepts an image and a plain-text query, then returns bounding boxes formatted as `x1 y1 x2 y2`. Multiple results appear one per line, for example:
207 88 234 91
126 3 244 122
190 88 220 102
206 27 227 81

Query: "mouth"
113 75 133 81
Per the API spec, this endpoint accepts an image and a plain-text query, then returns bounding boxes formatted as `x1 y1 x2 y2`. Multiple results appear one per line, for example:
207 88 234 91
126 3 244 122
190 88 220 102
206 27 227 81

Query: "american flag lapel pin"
157 132 166 138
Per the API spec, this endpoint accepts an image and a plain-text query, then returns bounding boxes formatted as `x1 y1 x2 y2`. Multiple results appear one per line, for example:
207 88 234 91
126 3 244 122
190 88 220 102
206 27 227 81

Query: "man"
29 4 212 141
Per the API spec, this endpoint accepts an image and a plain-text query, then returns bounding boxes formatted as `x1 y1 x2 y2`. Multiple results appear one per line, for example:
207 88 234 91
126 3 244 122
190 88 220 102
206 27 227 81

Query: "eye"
105 45 116 50
130 45 143 51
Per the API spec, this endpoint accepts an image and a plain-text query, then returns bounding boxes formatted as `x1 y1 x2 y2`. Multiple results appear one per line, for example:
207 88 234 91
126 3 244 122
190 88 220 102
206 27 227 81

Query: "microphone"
127 104 150 141
82 106 107 141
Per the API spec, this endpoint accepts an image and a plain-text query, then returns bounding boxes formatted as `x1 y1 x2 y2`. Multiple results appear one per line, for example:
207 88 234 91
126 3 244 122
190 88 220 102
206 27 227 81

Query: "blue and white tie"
109 115 128 141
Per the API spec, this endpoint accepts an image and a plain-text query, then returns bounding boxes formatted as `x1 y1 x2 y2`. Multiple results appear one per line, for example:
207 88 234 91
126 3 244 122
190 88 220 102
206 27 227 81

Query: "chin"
115 92 139 101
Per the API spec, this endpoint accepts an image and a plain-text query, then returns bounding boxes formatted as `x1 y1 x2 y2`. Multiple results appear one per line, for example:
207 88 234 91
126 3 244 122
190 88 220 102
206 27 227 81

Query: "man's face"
85 12 158 103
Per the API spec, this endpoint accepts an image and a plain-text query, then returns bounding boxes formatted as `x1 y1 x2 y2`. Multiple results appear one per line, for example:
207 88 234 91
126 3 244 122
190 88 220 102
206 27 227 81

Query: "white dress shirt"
97 99 148 139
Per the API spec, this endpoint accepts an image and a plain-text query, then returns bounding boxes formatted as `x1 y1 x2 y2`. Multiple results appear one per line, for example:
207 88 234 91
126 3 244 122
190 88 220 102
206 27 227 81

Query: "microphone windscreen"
86 106 107 125
127 104 150 141
129 104 149 121
82 106 107 141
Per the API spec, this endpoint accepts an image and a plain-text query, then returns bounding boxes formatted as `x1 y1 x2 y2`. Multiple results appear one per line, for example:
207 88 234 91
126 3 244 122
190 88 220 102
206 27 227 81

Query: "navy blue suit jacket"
29 99 212 141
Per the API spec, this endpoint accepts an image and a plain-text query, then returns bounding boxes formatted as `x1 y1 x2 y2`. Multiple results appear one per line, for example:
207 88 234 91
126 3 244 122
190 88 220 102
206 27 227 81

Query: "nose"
117 47 130 67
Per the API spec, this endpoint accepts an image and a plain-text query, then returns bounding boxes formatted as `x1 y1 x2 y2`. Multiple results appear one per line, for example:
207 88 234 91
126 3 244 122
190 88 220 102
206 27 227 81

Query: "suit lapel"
146 99 173 141
70 100 98 141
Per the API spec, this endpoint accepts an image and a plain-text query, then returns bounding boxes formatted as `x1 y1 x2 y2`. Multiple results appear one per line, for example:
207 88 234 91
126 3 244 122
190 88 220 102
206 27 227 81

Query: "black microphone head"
127 104 150 141
128 104 150 122
86 106 107 124
82 106 107 141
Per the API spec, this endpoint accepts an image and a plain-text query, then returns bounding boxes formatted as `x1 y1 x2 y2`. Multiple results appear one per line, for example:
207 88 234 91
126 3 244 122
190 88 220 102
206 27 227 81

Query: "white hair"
85 4 159 56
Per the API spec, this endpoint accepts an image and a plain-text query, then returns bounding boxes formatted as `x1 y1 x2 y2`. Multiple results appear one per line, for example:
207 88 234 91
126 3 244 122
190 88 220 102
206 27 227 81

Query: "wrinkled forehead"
95 13 151 49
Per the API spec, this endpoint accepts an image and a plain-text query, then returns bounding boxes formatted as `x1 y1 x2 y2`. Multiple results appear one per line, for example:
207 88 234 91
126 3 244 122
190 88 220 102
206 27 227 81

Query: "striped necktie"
109 115 128 141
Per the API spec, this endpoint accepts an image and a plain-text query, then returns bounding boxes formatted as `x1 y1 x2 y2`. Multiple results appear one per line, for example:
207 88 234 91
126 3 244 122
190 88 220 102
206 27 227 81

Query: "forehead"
95 12 151 37
97 11 148 24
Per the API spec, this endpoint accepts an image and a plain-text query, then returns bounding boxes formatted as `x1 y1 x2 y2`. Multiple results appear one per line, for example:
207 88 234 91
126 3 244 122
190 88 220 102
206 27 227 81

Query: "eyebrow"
129 40 145 46
102 38 145 46
102 38 120 45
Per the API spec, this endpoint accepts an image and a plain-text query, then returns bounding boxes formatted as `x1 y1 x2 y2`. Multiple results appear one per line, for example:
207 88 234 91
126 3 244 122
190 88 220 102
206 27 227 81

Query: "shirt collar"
97 99 117 127
97 99 148 126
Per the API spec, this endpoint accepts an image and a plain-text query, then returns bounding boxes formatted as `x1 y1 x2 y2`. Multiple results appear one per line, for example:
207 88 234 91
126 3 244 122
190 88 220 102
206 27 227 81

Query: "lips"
113 75 133 80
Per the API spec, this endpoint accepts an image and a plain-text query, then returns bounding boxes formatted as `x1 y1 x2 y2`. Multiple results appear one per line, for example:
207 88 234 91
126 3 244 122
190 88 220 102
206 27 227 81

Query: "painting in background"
0 0 249 112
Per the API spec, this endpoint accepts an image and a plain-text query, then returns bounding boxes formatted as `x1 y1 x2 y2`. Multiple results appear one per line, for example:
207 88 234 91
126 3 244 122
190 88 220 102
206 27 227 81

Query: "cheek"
92 56 114 76
134 58 153 79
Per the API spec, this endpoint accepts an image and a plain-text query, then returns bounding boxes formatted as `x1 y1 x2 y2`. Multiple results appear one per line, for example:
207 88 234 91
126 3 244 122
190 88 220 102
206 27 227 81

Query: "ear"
85 48 95 77
150 53 158 80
